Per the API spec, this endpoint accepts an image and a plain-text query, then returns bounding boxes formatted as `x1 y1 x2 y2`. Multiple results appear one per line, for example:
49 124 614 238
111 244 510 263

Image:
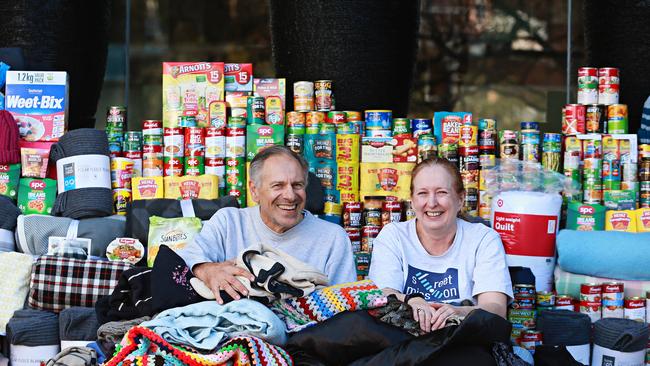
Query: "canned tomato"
412 118 433 139
205 127 225 159
163 128 184 157
537 291 555 307
580 283 602 302
624 297 646 322
392 118 411 137
286 134 304 154
365 110 392 129
585 104 606 133
113 188 131 215
607 104 628 134
602 282 624 318
286 111 306 127
520 330 543 354
381 201 402 226
326 111 346 124
578 67 598 104
580 301 602 323
345 226 361 252
459 125 478 147
598 67 620 105
562 104 586 135
344 111 362 122
163 156 183 177
343 201 363 227
361 225 380 252
499 130 519 159
314 80 333 112
293 81 314 112
512 295 535 310
404 200 416 221
363 208 382 227
555 295 574 310
306 111 325 126
438 143 459 165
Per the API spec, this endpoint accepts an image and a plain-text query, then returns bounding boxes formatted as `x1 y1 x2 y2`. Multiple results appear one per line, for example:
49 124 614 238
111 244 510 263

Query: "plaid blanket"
269 279 387 332
29 255 131 313
104 326 292 366
554 266 650 298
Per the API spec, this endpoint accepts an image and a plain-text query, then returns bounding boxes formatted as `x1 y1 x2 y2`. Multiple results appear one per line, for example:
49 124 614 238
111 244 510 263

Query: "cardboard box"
361 137 393 163
254 78 286 111
360 162 415 201
245 124 284 161
163 175 219 199
433 111 472 145
224 63 253 92
391 135 417 163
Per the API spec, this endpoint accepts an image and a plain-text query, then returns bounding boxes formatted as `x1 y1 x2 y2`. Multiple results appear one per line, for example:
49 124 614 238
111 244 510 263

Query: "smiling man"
178 145 357 304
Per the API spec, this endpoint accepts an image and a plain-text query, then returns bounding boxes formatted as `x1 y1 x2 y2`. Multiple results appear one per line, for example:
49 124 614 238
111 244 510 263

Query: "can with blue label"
411 118 433 138
364 110 392 129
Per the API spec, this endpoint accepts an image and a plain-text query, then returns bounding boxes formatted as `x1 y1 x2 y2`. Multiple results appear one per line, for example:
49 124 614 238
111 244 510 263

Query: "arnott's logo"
161 230 187 243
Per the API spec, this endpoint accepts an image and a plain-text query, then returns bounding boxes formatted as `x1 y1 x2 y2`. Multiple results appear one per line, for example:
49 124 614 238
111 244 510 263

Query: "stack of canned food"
106 106 127 157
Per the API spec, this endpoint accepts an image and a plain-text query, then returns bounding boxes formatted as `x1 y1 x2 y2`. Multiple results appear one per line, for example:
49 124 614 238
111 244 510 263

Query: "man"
178 145 357 304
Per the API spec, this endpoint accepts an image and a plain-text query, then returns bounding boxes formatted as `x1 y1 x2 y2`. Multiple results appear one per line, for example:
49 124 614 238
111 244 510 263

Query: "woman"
368 157 513 333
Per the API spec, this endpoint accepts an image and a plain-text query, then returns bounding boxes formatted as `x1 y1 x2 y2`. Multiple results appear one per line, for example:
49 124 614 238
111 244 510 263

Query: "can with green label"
224 157 246 187
179 116 197 127
184 156 205 176
228 116 246 128
392 118 411 136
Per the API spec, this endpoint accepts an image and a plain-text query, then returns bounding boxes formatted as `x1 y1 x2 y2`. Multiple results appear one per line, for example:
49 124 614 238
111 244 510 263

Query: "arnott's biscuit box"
5 71 69 142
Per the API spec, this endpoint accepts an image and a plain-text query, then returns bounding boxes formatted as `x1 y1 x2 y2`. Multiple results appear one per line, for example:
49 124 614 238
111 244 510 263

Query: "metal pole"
566 0 572 104
125 0 131 125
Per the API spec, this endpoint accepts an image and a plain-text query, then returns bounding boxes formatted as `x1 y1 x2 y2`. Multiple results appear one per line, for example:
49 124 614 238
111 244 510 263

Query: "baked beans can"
293 81 314 112
512 295 535 310
326 111 347 124
365 110 392 130
585 104 606 133
537 291 555 307
363 208 382 227
224 157 246 186
555 295 574 310
381 201 402 226
520 330 543 354
355 252 371 280
607 104 628 134
624 297 646 322
184 156 205 176
392 118 411 137
344 111 362 122
602 282 624 318
112 188 131 215
411 118 433 139
580 301 602 322
499 130 519 159
227 186 246 208
361 225 380 252
404 200 416 221
163 127 184 158
562 104 586 135
286 111 306 128
246 96 265 125
205 127 226 159
286 134 304 154
163 156 184 177
314 80 333 112
580 283 602 302
438 143 459 165
306 111 325 126
598 67 620 105
578 67 599 104
343 201 363 227
345 226 361 252
459 125 478 147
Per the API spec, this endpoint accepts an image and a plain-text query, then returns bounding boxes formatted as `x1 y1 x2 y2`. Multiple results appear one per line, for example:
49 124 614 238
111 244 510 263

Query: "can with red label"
578 67 598 104
562 104 586 135
343 201 363 227
326 111 346 124
598 67 620 105
163 156 183 177
602 282 624 318
580 283 602 303
519 330 543 354
361 225 380 253
580 301 602 322
514 284 536 298
624 297 646 322
205 157 225 194
184 127 205 156
205 127 225 159
225 127 246 158
555 295 574 310
381 201 402 227
345 226 361 252
315 80 333 112
163 127 184 158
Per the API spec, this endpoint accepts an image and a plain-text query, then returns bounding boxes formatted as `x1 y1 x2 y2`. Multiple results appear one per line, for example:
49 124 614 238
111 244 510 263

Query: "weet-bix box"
5 71 69 142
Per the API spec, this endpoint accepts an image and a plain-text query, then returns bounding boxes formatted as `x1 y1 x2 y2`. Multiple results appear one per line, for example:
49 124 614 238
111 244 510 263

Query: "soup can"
293 81 314 112
624 297 646 322
555 295 574 311
343 201 363 228
585 104 606 133
580 283 602 303
577 67 598 104
361 225 380 252
602 282 624 319
381 201 402 226
314 80 333 112
345 226 361 252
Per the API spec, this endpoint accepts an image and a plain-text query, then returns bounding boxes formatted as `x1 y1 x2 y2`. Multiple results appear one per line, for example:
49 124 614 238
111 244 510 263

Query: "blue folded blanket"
557 230 650 281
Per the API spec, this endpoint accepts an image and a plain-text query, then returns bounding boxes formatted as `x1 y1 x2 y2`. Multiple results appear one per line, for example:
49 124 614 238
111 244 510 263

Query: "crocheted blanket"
269 280 387 332
103 326 292 366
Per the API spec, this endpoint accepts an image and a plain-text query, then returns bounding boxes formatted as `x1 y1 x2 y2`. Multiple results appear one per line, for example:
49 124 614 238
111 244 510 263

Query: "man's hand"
193 261 255 304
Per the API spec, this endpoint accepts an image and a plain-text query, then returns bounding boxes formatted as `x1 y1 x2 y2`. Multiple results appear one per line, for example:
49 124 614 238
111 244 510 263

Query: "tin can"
111 157 134 189
463 187 478 216
365 128 391 138
227 187 246 208
293 81 314 112
598 67 620 105
286 111 306 127
607 104 628 134
508 308 536 334
225 127 246 158
555 295 574 310
314 80 333 111
361 225 380 252
107 105 127 124
163 127 184 158
582 139 602 159
224 157 246 187
306 111 325 126
336 122 354 135
163 156 183 177
459 145 479 172
123 131 142 152
603 158 621 191
142 152 163 177
112 188 131 215
641 181 650 208
345 226 361 252
344 111 362 122
478 118 496 131
624 297 646 322
319 123 337 135
228 116 246 128
585 104 606 133
365 110 392 130
205 127 225 159
326 111 347 124
184 156 205 176
580 301 602 322
520 121 539 132
537 291 555 307
602 282 624 318
521 142 539 163
542 133 562 172
578 67 599 104
580 283 602 303
438 142 459 165
459 125 478 147
381 201 402 226
499 130 519 159
392 118 411 137
562 104 586 135
178 115 197 127
343 201 363 228
246 96 265 125
478 190 492 221
184 127 205 156
404 200 416 221
411 118 433 139
355 252 371 280
520 330 543 354
512 295 535 310
205 155 225 175
479 154 496 170
646 292 650 324
286 134 304 154
143 134 163 147
478 129 497 155
641 162 650 181
363 208 382 227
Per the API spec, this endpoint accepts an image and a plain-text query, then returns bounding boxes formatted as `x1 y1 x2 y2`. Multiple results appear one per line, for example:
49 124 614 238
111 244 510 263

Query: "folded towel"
7 309 59 346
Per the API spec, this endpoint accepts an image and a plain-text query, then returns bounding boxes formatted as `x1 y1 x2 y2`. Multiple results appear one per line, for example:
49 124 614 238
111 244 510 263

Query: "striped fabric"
639 95 650 144
554 266 650 299
270 279 387 332
28 255 131 313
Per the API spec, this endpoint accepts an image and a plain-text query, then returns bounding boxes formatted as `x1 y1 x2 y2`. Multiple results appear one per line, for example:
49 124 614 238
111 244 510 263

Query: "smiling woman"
368 157 513 333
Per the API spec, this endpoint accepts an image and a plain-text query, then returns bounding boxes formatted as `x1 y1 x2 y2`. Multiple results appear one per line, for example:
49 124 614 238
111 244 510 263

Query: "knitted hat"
0 111 20 165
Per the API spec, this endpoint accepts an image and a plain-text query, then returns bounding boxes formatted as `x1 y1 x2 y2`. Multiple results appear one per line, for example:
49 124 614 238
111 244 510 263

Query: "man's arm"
325 229 358 284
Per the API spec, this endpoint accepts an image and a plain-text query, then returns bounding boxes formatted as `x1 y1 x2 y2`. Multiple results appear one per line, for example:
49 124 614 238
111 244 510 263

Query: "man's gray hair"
249 145 309 187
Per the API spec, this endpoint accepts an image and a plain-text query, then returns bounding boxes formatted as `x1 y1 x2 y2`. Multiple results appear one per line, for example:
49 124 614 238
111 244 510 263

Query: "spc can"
293 81 314 112
326 111 346 124
343 202 363 228
314 80 333 112
411 118 433 139
163 156 183 177
607 104 628 134
602 282 624 318
361 225 380 252
184 156 205 176
624 297 646 322
224 157 246 187
345 226 361 253
364 110 392 130
381 201 402 227
555 295 574 311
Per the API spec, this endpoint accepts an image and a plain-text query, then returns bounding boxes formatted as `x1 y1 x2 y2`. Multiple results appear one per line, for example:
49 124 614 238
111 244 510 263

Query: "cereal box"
5 71 68 141
636 208 650 232
605 210 637 232
360 162 415 201
254 78 286 110
224 63 253 92
162 62 225 128
433 111 472 145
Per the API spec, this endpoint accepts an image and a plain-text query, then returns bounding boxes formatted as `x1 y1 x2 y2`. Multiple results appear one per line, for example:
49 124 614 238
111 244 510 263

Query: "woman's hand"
408 297 437 332
429 302 462 331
